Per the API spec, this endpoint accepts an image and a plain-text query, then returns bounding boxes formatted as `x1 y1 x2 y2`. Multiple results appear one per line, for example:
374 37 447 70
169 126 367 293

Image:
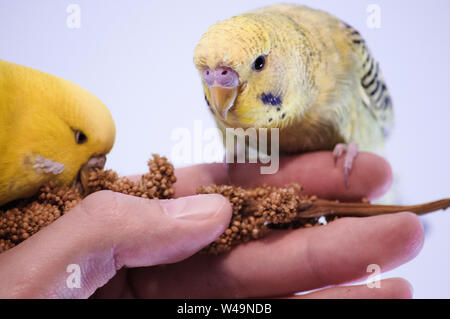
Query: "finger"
129 212 423 298
288 278 413 299
0 191 231 298
174 151 392 201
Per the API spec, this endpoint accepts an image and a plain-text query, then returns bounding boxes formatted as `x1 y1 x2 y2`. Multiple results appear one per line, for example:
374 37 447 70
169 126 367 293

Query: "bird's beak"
84 155 107 170
209 85 238 121
76 155 107 195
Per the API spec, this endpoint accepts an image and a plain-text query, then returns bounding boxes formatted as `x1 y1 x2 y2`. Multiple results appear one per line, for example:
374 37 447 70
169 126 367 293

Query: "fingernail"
159 194 226 220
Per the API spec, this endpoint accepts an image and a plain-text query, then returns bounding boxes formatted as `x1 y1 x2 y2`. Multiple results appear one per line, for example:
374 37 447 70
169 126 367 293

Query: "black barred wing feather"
344 23 394 137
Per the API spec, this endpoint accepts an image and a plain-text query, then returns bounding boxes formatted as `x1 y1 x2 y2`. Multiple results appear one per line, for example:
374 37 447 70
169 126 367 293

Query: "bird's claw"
333 144 347 165
333 142 359 188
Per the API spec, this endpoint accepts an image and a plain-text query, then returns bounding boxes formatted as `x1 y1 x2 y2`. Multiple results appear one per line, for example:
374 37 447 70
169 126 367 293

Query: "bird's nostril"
203 69 215 86
203 67 238 87
215 67 238 87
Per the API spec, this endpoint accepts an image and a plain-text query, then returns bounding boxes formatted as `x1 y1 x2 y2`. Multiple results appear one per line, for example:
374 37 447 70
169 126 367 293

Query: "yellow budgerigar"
0 60 116 206
194 4 394 183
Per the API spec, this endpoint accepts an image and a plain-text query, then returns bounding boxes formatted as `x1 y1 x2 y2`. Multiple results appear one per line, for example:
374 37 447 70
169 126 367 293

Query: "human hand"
0 152 423 298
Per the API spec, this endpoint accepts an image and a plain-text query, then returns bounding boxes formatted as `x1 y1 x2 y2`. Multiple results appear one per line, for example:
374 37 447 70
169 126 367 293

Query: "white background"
1 0 449 298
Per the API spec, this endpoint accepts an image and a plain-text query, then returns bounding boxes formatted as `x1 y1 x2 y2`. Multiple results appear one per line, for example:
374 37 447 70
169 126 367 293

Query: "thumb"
0 191 232 298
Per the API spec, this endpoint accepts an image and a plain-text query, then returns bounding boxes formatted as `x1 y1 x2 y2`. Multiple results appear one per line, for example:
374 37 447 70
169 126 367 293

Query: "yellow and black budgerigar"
194 4 394 183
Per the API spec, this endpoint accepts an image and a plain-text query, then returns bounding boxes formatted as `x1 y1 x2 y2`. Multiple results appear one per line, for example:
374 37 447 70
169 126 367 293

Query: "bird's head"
194 12 317 130
47 78 117 193
1 61 117 197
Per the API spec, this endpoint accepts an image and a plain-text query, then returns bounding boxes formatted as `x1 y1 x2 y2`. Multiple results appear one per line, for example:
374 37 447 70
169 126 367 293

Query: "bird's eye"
74 130 87 145
252 55 266 71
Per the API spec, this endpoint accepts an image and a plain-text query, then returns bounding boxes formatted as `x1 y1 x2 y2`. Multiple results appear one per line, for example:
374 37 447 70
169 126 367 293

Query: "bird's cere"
202 66 239 88
202 67 239 121
33 156 65 175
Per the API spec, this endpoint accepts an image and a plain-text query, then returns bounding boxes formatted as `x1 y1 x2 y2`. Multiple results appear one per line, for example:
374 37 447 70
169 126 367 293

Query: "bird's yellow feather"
0 60 116 206
194 4 393 155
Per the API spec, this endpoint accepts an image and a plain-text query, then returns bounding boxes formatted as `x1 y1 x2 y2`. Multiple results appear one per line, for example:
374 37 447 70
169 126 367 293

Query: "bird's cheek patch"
261 92 282 106
33 155 65 175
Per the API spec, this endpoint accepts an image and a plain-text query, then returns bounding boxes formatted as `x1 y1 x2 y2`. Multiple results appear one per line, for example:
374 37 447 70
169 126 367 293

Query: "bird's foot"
333 142 359 187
